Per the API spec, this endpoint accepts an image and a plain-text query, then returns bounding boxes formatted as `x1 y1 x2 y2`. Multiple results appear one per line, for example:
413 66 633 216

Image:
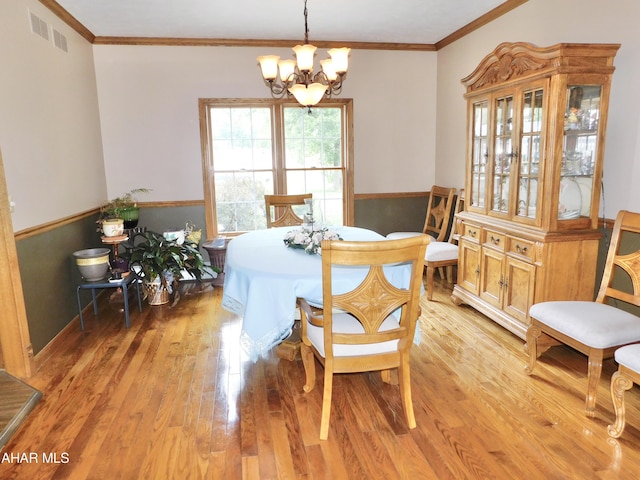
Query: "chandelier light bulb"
257 55 280 81
293 44 317 73
289 83 329 107
320 59 338 82
278 59 296 82
328 48 351 74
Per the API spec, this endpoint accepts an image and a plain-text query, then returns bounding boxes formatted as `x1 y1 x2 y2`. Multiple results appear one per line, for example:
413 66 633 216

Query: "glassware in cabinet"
516 88 543 219
491 95 514 214
470 100 489 209
559 85 601 220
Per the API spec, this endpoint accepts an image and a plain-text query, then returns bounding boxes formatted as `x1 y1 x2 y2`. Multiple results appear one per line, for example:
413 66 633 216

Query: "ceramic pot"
102 218 124 237
203 237 229 286
73 248 111 281
119 206 140 229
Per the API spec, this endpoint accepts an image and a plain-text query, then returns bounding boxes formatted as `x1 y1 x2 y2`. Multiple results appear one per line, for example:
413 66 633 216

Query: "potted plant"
122 230 218 305
98 188 151 230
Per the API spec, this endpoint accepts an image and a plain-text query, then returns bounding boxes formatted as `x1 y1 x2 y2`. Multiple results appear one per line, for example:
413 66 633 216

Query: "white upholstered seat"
386 231 423 240
615 344 640 372
425 241 459 262
305 313 401 357
529 302 640 349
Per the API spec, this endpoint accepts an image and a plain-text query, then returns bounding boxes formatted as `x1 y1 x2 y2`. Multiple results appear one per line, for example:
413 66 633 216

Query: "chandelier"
257 0 351 108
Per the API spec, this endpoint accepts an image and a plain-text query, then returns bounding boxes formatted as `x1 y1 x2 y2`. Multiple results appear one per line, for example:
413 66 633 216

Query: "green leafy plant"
122 231 219 293
99 188 151 221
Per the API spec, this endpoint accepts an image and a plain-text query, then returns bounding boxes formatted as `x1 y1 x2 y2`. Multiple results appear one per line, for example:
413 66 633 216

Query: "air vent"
29 11 49 41
53 29 68 53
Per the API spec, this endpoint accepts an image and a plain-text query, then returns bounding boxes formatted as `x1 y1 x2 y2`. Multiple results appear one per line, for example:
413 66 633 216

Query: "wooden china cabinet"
451 42 619 339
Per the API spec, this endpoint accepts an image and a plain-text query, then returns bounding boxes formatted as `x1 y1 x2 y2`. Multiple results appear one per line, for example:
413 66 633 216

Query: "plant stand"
203 237 230 286
101 234 129 302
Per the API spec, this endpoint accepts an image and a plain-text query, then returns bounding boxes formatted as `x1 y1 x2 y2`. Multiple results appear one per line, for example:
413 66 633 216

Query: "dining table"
222 226 419 360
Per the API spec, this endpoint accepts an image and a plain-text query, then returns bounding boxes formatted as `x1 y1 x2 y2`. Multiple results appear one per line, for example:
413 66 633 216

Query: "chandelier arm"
262 79 289 99
328 74 345 95
311 71 328 85
311 71 345 97
328 82 343 97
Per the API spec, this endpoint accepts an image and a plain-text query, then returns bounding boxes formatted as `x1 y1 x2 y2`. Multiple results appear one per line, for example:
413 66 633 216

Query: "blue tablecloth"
222 226 417 360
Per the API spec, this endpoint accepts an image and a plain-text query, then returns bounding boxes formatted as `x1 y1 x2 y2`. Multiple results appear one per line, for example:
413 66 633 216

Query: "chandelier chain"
303 0 309 44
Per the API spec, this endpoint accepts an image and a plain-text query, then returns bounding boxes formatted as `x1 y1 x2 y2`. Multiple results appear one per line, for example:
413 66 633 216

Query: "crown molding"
40 0 528 51
436 0 529 50
92 36 437 51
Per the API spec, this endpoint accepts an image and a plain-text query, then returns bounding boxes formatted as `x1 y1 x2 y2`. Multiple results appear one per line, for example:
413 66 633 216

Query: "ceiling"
47 0 521 48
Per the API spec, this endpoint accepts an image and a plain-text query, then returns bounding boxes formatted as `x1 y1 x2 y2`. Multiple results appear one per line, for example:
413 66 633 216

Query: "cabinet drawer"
483 230 506 251
508 237 535 261
463 224 481 241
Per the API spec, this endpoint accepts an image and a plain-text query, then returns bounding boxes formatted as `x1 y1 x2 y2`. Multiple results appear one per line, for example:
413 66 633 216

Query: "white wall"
435 0 640 218
0 0 106 232
93 45 437 201
9 0 637 230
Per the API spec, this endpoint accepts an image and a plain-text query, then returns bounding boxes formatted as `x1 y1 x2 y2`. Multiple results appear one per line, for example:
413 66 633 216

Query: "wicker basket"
143 282 170 305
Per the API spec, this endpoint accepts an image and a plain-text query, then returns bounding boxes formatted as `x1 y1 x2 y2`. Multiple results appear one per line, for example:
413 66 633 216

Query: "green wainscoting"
16 214 103 355
14 199 624 358
354 194 430 236
137 205 207 242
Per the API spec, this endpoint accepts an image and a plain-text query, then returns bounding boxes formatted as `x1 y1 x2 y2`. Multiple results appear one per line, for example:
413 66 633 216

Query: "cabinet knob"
516 244 528 254
490 235 500 245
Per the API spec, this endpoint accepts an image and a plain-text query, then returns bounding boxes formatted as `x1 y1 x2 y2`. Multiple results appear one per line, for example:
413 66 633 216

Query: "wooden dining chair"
608 343 640 438
298 235 428 439
264 193 312 228
526 210 640 417
424 189 465 301
386 185 456 241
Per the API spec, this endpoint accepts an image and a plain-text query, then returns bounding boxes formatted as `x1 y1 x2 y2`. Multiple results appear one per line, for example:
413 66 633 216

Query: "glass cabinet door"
559 85 601 220
516 87 544 219
470 100 489 209
492 95 514 214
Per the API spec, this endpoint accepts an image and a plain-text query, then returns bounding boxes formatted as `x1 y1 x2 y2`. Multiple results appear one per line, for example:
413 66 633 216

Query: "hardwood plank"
333 388 400 479
3 279 640 480
242 455 260 480
268 410 297 479
247 358 278 478
208 451 227 479
302 443 330 480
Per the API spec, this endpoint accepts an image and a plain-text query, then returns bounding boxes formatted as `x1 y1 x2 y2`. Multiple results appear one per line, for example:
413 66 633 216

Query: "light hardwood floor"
2 279 640 479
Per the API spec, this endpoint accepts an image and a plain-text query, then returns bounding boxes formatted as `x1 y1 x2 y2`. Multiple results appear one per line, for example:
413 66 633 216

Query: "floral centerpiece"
283 226 342 255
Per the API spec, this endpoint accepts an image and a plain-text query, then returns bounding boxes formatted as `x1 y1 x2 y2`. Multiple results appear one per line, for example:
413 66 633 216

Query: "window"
199 99 354 238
